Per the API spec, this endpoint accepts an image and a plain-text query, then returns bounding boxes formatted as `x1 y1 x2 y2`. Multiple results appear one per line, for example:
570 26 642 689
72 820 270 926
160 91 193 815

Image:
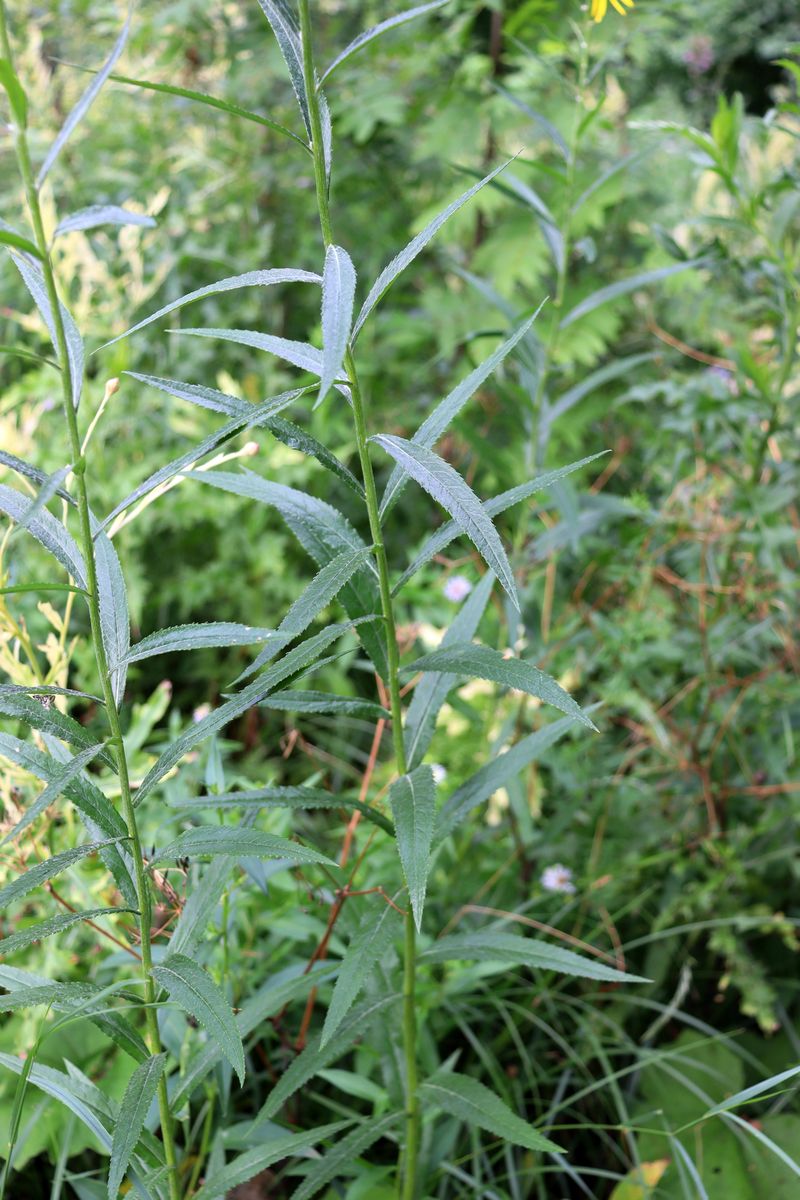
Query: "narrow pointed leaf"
0 1054 112 1150
174 327 330 380
108 1054 166 1200
0 690 113 759
0 683 99 701
135 622 364 804
100 269 319 351
0 839 123 910
354 159 512 338
0 450 74 504
322 905 402 1045
389 766 436 931
290 1113 401 1200
320 0 447 83
13 465 72 534
152 954 245 1083
404 572 495 769
0 981 103 1012
406 642 596 729
0 57 27 125
539 353 653 452
37 16 129 185
0 482 86 586
380 311 543 519
149 826 336 869
55 204 156 237
263 415 363 496
705 1063 800 1116
255 0 311 135
372 435 518 607
260 690 389 720
1 741 106 845
560 260 706 328
94 528 129 706
255 994 399 1122
319 245 356 406
0 908 130 959
167 787 394 834
194 1122 350 1200
123 622 284 665
418 1070 561 1153
0 228 41 257
9 252 84 409
420 930 644 982
393 452 608 594
124 371 249 418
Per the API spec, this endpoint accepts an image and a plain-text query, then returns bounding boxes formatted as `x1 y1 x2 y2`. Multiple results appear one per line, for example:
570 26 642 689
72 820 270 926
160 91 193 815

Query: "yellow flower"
591 0 634 21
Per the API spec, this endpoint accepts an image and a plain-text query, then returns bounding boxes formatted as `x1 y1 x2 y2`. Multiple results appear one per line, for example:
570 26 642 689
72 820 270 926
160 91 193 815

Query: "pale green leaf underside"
418 1070 561 1153
108 1053 166 1200
319 244 356 406
123 621 285 665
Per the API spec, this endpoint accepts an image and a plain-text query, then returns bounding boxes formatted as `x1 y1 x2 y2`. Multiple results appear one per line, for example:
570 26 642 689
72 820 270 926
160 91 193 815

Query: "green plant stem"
0 9 181 1198
298 4 419 1194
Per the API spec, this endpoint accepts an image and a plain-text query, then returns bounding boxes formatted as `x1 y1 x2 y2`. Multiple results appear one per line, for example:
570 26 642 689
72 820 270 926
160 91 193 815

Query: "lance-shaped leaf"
0 691 113 760
108 1054 166 1200
0 908 131 959
260 690 388 720
0 682 99 701
100 268 319 351
420 930 644 983
94 527 129 707
255 0 311 135
0 839 124 910
354 159 512 339
418 1070 561 1153
124 371 249 417
191 472 388 680
168 786 393 835
0 450 75 504
322 905 402 1046
37 14 129 186
0 1054 112 1150
13 464 72 534
0 482 86 587
174 327 333 381
1 741 107 845
0 57 28 126
406 642 596 730
560 260 707 328
193 1122 351 1200
148 826 336 869
9 252 84 409
320 0 447 83
123 622 284 665
389 766 436 931
404 572 495 769
263 414 363 496
290 1113 401 1200
319 245 356 407
152 954 244 1084
372 435 519 608
538 353 653 454
393 451 608 594
236 546 375 682
0 228 40 257
380 311 543 519
55 205 156 237
134 622 365 804
255 993 399 1122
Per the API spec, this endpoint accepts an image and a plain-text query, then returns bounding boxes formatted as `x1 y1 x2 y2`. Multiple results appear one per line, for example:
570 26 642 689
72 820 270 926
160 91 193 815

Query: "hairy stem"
0 8 180 1196
298 3 419 1194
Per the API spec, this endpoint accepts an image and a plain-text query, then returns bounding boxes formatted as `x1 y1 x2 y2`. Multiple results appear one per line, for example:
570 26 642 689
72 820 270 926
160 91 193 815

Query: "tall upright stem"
0 9 180 1197
298 4 418 1194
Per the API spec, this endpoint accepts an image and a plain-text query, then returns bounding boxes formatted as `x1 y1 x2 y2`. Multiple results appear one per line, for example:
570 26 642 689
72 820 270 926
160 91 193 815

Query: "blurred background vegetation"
1 0 799 1195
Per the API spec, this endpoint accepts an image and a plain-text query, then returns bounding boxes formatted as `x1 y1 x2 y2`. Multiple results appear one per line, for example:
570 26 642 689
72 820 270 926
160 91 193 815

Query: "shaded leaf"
0 839 123 910
168 786 393 835
418 1070 561 1153
124 370 247 418
149 826 336 869
0 1054 112 1150
322 905 402 1045
389 766 436 931
55 205 156 237
255 0 311 135
260 689 389 720
320 0 447 83
291 1112 401 1200
263 414 363 496
13 464 72 533
1 741 107 845
560 260 706 328
0 482 86 587
108 1054 166 1200
194 1122 350 1200
0 449 74 504
151 954 245 1084
421 929 643 982
0 690 113 760
0 908 130 959
319 245 356 406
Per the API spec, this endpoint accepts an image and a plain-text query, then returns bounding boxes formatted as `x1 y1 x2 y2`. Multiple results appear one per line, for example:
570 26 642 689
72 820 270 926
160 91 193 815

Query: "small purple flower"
541 864 576 894
443 575 473 603
683 35 714 76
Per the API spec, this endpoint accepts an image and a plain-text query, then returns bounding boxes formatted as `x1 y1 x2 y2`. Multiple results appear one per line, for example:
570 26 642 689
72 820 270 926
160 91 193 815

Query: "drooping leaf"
0 908 130 959
0 449 75 504
320 0 447 83
322 905 402 1046
124 370 248 417
193 1122 351 1200
0 691 113 760
236 547 375 682
148 826 336 869
319 245 356 407
263 415 364 496
406 642 596 729
54 205 156 237
260 689 389 720
393 452 608 594
0 840 124 910
151 954 245 1084
0 482 86 587
108 1054 166 1200
560 260 706 328
389 766 436 932
255 994 399 1122
0 1054 112 1150
0 57 28 125
379 311 543 519
123 622 284 665
290 1112 401 1200
371 435 519 608
421 929 643 982
404 571 495 768
0 683 98 701
705 1063 800 1116
100 269 320 351
168 786 393 835
0 228 41 257
9 252 84 409
37 15 129 185
134 623 366 804
94 527 129 707
0 740 107 845
353 159 513 338
255 0 311 135
418 1070 561 1153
